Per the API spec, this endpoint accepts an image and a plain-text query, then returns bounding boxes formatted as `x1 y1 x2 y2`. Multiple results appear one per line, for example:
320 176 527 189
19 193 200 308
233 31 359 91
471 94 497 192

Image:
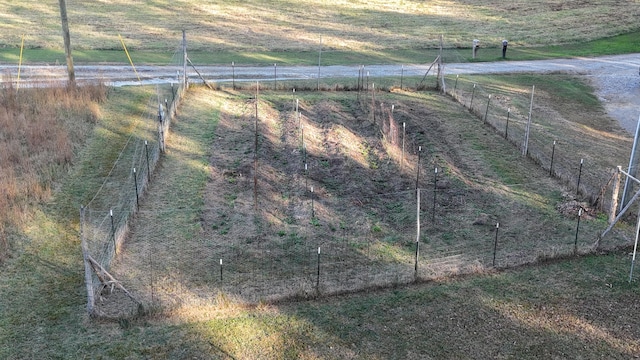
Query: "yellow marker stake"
17 34 24 91
118 34 140 82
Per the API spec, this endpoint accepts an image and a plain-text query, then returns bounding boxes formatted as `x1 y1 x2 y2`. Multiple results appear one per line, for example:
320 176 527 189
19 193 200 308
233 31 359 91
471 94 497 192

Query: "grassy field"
0 1 639 65
0 82 639 359
2 1 640 358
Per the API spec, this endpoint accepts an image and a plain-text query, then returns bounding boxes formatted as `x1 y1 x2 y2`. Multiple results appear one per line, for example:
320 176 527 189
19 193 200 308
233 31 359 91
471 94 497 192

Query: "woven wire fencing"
91 84 614 317
76 34 634 317
98 180 599 317
442 74 627 212
81 43 188 315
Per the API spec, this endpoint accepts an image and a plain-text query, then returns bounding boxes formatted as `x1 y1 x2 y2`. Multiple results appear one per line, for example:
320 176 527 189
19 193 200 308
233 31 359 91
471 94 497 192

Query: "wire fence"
78 35 632 318
95 181 602 317
441 74 627 213
80 37 188 315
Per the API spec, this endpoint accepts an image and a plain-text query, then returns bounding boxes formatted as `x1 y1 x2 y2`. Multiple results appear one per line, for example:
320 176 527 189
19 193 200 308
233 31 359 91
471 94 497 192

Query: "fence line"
442 75 620 212
88 87 625 318
78 36 632 317
81 38 189 315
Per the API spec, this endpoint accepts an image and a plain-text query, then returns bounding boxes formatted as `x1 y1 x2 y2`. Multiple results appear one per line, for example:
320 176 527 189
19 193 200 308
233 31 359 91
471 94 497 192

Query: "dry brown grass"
0 81 106 260
1 1 638 52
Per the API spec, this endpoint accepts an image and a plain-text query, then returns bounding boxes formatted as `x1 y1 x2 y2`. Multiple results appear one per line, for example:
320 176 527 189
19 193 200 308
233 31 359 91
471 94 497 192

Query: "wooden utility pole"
182 30 187 88
58 0 75 84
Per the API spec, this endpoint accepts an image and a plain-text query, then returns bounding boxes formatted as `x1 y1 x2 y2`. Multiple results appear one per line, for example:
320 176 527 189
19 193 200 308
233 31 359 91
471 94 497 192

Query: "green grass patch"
2 31 639 65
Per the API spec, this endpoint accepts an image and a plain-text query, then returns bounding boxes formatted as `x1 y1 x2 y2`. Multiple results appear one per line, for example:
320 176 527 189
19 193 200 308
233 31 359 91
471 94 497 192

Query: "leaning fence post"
629 209 640 283
610 166 622 224
522 85 535 157
484 94 492 123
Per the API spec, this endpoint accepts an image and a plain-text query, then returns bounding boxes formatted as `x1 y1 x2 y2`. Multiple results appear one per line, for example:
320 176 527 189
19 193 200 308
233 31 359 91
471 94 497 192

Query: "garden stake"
144 141 150 181
505 108 510 139
316 247 321 292
550 140 556 176
401 122 406 171
493 223 499 267
577 159 584 195
110 209 115 253
416 146 422 191
469 83 476 110
432 167 438 222
415 188 420 278
574 208 582 255
133 167 139 209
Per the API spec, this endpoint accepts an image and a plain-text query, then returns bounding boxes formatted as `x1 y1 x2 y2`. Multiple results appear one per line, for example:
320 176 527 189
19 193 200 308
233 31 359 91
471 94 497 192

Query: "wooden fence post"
80 206 95 315
610 166 622 224
522 85 535 157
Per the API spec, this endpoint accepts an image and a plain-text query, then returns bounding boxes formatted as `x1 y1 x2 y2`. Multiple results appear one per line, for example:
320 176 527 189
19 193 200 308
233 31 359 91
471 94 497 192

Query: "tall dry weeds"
0 81 106 261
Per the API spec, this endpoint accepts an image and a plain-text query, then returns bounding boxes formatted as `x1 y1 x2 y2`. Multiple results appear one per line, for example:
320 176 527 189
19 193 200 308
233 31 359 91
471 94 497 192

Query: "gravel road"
2 54 639 132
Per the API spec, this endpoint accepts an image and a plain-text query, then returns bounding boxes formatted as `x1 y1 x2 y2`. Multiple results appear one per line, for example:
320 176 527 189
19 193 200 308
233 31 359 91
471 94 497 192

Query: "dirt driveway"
2 54 639 132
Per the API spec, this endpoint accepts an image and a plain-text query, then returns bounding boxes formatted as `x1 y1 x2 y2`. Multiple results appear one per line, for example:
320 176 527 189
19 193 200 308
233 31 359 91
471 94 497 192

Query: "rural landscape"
1 1 640 359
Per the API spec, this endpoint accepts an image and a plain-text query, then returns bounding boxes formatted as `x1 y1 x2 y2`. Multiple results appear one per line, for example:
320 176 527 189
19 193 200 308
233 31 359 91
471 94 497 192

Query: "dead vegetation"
0 79 106 261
